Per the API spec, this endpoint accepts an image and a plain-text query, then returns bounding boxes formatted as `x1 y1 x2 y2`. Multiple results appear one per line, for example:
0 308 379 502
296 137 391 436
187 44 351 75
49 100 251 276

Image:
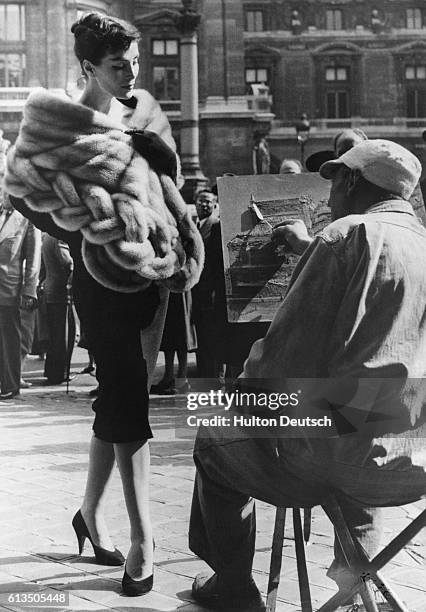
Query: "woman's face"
87 40 140 99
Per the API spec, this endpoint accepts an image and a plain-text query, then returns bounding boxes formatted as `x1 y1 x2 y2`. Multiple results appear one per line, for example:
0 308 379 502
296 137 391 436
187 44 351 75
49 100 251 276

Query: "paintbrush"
249 194 273 229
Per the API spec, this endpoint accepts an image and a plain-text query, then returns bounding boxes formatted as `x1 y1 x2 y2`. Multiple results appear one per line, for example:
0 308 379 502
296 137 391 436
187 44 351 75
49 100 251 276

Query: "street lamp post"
174 0 208 203
295 113 311 167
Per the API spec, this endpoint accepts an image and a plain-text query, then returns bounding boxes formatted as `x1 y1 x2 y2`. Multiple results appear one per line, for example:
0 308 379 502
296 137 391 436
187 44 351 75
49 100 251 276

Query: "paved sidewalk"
0 351 424 612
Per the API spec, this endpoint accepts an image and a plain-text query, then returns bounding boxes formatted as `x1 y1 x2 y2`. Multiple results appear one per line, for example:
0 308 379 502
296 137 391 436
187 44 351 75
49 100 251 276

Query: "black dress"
11 195 159 443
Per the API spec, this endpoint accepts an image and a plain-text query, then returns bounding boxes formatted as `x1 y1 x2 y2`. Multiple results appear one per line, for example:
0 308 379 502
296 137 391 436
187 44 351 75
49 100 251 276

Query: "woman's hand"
127 130 177 183
272 220 313 255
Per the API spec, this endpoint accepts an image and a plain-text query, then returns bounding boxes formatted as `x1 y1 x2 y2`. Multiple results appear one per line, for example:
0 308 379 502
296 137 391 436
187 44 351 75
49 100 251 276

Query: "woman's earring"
77 73 87 89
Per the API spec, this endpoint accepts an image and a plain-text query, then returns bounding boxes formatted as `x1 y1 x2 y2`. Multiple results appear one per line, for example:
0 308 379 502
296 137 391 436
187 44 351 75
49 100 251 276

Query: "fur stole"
3 88 204 293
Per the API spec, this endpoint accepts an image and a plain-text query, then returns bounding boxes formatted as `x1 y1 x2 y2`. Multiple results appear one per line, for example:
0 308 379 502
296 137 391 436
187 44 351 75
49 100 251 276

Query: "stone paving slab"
0 352 424 611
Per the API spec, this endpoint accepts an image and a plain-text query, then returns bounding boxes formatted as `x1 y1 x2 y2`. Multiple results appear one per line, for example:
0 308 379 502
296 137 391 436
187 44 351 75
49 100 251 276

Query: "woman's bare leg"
115 439 153 579
80 434 116 550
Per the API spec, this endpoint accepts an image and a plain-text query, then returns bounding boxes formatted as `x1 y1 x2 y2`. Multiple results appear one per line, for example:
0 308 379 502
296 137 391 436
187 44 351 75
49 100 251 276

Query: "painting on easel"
217 173 331 323
217 173 426 324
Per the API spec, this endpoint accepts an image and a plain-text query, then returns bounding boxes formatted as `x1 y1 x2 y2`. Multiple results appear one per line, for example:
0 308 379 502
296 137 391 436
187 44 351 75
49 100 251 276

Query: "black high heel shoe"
122 568 153 596
121 539 155 596
72 510 125 566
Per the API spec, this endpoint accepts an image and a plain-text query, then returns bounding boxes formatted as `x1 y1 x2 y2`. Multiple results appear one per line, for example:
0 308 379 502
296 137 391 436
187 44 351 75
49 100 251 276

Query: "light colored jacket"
0 207 41 305
241 200 426 504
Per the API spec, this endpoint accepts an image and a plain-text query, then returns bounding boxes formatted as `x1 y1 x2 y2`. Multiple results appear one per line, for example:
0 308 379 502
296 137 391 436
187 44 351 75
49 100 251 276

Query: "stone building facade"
242 0 426 170
1 0 426 186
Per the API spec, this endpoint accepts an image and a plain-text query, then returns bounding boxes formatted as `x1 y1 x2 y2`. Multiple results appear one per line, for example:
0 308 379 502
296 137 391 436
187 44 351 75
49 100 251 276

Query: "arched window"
394 43 426 118
324 65 350 118
405 64 426 117
313 44 361 119
244 44 280 104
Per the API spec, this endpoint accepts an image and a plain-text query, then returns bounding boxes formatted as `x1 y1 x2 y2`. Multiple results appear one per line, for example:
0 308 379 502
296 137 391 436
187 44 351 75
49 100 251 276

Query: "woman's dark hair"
71 12 140 65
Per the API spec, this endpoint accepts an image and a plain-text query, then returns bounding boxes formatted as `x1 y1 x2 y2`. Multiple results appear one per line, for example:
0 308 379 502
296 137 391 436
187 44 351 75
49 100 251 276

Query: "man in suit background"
192 190 225 382
192 188 270 384
0 192 41 399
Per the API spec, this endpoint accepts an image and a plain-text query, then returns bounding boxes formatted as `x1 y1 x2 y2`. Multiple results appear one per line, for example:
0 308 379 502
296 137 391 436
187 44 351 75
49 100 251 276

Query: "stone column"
45 0 68 90
174 1 208 203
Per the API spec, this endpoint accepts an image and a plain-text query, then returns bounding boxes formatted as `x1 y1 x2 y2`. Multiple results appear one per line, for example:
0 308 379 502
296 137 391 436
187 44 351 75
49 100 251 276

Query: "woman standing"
151 290 197 394
5 12 203 596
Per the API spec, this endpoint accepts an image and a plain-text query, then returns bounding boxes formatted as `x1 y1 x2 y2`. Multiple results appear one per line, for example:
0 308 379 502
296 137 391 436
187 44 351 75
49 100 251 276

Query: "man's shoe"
44 375 75 386
0 390 20 400
192 572 265 610
20 378 32 389
150 379 176 395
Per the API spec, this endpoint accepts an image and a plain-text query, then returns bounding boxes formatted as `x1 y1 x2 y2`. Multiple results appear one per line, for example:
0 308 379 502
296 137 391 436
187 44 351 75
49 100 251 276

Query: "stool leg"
372 508 426 570
332 508 426 612
317 507 426 612
303 508 312 543
266 507 286 612
322 496 379 612
293 509 313 612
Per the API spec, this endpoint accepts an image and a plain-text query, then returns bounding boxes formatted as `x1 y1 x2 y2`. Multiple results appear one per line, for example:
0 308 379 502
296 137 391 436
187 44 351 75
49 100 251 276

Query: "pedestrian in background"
151 290 196 394
333 127 368 157
279 158 302 174
42 234 75 385
192 190 226 384
0 192 41 399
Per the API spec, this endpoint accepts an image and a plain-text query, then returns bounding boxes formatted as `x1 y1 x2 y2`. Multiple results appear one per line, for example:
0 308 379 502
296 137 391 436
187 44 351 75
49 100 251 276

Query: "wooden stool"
266 496 426 612
266 507 313 612
318 494 426 612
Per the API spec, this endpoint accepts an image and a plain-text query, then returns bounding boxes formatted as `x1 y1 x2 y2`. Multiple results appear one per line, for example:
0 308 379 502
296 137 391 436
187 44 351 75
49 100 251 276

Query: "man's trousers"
20 307 36 361
0 305 21 394
189 426 384 591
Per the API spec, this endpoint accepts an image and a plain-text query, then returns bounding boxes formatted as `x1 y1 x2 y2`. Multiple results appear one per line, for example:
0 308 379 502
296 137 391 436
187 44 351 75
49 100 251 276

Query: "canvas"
218 173 426 323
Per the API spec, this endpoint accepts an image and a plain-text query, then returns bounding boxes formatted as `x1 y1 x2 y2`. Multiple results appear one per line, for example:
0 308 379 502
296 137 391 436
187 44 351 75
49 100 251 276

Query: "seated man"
189 140 426 609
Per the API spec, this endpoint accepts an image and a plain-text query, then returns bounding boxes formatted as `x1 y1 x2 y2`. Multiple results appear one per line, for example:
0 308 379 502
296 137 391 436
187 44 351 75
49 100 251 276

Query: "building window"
245 67 268 84
0 3 25 41
406 8 423 29
325 66 348 81
407 89 426 117
245 10 264 32
152 39 178 56
405 64 426 117
152 66 179 100
151 37 179 101
0 52 26 86
326 91 349 118
324 65 350 118
325 9 343 31
405 65 426 80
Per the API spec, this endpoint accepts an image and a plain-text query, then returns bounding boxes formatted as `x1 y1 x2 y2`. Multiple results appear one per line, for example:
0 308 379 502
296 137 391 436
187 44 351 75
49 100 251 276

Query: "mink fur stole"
3 88 204 293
